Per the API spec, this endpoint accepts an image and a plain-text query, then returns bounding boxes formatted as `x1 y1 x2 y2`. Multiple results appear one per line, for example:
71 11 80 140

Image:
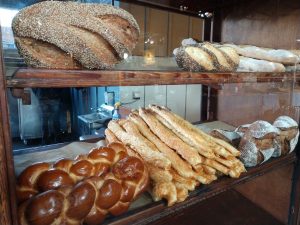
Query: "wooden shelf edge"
6 68 300 88
104 153 297 225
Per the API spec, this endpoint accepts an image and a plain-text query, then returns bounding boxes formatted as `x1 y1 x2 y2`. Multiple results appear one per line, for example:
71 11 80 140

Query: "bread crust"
128 113 196 179
107 120 171 169
12 1 140 69
138 108 203 167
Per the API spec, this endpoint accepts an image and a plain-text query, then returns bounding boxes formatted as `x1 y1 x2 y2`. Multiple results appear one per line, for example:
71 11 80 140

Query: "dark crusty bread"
12 1 140 69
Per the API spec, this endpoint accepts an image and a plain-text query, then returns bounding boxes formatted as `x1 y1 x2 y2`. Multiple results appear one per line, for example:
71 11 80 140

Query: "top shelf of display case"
6 68 300 88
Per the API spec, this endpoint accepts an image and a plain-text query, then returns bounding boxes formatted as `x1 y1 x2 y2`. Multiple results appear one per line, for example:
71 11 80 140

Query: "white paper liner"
211 129 241 141
14 140 106 176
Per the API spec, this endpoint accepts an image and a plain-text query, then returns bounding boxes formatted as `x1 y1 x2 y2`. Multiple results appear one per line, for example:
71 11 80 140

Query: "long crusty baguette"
237 56 285 72
13 1 140 69
151 109 215 159
107 120 171 169
138 108 203 167
129 113 196 179
224 44 299 65
158 105 240 157
149 105 233 158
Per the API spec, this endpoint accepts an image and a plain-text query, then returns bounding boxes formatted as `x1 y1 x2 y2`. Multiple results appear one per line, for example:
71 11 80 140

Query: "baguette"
225 44 299 65
138 108 203 167
129 113 196 179
107 120 171 169
149 105 233 158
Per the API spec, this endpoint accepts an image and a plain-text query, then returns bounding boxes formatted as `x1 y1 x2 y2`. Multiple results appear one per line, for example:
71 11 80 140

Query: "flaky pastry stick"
151 182 177 206
147 164 173 183
169 106 240 157
108 120 171 169
152 112 216 159
129 113 197 179
201 165 216 175
138 108 203 167
148 105 233 158
170 169 198 191
174 184 189 203
203 158 230 175
121 120 160 153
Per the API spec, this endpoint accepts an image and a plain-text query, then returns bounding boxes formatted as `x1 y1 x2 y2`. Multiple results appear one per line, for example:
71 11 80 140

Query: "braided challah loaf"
18 156 148 225
12 1 140 69
17 143 149 225
175 42 239 72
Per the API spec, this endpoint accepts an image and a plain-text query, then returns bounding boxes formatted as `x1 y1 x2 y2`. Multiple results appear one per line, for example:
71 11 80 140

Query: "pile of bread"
105 105 246 206
17 143 149 225
211 116 299 167
12 1 140 69
174 38 300 72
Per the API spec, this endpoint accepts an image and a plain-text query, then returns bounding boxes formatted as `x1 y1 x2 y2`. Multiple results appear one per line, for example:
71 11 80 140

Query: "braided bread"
18 149 148 225
16 143 148 206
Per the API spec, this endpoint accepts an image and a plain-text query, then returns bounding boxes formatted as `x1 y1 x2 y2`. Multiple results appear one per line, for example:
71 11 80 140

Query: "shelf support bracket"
11 88 31 105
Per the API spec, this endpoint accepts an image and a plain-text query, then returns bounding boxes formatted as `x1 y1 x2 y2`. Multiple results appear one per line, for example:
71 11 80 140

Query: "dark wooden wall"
220 0 300 49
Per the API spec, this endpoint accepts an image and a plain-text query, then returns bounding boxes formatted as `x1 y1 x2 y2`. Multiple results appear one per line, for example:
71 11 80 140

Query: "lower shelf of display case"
14 143 296 225
100 153 296 225
131 189 283 225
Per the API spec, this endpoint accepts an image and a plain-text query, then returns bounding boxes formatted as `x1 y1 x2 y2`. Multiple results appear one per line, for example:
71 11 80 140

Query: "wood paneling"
145 8 168 57
221 0 300 49
167 12 189 55
119 2 146 56
235 164 294 224
189 17 204 42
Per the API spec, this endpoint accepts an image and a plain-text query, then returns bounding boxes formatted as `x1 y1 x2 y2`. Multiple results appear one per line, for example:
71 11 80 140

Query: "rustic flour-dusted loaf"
12 1 140 69
239 120 280 167
175 42 239 72
273 116 299 155
17 143 149 225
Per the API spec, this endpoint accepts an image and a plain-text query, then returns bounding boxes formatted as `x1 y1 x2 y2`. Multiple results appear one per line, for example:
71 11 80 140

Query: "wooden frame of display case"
2 65 300 225
1 0 300 224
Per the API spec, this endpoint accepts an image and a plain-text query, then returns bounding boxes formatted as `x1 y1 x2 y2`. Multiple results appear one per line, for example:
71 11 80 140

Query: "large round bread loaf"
12 1 140 69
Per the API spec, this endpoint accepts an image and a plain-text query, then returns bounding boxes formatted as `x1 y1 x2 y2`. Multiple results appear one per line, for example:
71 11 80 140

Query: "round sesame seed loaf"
12 1 140 69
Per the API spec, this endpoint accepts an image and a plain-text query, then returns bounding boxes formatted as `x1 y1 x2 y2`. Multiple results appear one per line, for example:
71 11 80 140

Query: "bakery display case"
0 0 300 225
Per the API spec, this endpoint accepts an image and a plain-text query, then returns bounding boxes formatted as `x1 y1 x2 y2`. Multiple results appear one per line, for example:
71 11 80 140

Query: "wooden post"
0 26 18 225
